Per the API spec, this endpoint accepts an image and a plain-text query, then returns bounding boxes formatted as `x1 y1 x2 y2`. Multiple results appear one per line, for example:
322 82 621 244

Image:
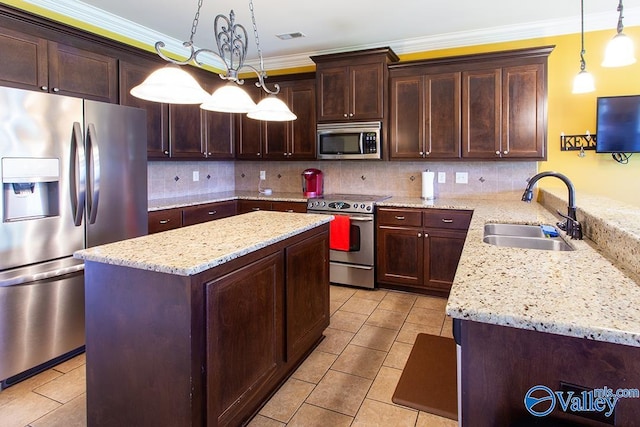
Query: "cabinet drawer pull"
394 216 405 220
208 210 217 215
285 209 294 212
252 207 261 211
159 219 171 224
441 219 454 223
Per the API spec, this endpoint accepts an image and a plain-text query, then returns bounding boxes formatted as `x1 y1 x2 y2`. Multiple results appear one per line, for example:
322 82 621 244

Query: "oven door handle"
329 262 373 270
348 216 373 222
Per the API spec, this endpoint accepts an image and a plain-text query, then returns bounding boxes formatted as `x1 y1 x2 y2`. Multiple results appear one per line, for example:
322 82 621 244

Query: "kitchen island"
75 211 332 427
381 192 640 425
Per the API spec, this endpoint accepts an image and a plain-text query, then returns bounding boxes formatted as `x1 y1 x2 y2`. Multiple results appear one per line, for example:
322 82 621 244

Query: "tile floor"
0 285 457 427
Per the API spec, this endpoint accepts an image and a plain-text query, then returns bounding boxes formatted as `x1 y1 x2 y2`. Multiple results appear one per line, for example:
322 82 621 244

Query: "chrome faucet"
521 171 583 240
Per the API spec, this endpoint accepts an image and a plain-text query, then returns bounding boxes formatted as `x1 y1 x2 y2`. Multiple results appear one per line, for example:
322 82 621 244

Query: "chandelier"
130 0 296 121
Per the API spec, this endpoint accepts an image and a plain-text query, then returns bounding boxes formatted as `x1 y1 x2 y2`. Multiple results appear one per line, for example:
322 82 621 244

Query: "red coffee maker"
302 168 323 197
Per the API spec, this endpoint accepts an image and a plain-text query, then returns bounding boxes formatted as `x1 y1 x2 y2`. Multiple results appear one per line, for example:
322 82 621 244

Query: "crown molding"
22 0 640 71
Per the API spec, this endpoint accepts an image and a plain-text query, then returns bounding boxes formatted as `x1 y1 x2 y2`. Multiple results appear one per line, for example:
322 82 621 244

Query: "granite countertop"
148 191 308 211
379 195 640 347
74 211 331 276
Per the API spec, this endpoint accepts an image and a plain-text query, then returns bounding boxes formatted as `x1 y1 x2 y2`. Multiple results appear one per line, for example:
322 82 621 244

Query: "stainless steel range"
307 194 390 289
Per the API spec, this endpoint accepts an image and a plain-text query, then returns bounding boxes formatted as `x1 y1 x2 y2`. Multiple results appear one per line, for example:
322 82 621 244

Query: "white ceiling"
26 0 640 70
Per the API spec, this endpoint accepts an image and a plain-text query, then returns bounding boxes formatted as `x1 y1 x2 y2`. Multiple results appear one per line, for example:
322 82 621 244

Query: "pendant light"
130 0 296 121
602 0 636 67
572 0 595 94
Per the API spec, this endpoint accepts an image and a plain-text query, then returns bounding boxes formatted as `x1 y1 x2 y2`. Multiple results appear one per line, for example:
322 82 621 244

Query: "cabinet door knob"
208 210 217 215
495 151 500 155
425 151 431 155
349 113 354 117
164 150 169 156
419 151 424 156
343 113 348 118
52 87 60 93
503 150 509 155
417 232 422 238
40 85 48 91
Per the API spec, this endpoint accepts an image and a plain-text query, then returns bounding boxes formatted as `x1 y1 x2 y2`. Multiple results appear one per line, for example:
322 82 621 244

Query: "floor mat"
392 333 458 420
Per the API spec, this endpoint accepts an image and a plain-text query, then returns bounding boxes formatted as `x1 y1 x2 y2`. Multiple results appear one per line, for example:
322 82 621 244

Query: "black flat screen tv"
596 95 640 153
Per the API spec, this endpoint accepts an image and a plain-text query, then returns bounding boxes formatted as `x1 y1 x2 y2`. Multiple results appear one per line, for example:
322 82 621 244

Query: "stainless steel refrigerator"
0 86 147 387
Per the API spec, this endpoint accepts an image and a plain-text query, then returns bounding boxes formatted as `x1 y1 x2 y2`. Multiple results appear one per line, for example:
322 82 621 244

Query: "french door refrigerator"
0 86 147 387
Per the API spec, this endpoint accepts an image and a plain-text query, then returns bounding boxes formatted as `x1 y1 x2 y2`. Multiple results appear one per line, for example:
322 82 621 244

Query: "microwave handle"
358 132 364 154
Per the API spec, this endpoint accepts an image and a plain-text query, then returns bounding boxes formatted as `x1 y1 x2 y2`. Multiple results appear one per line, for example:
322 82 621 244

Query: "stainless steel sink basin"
483 223 573 251
483 223 545 238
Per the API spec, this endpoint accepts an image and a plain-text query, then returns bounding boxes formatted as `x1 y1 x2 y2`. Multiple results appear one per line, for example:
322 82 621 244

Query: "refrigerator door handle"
86 123 101 225
0 263 84 287
70 122 86 226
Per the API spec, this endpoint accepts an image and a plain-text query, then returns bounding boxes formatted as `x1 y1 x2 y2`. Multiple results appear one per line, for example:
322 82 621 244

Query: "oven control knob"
366 206 372 211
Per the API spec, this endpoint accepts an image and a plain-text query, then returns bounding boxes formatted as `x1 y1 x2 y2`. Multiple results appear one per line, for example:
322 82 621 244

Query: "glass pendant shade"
200 82 257 113
247 95 297 121
572 70 595 94
130 64 209 104
602 33 636 67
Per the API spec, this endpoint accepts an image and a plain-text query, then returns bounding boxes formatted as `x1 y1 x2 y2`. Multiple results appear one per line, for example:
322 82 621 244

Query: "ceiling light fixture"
572 0 595 94
130 0 296 121
602 0 636 67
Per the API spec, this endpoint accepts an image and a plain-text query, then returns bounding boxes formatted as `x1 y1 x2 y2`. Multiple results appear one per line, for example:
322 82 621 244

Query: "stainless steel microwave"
317 121 381 160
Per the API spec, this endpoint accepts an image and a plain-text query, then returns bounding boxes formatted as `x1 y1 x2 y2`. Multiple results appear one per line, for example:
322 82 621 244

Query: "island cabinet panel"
206 251 285 426
285 232 330 362
84 224 329 427
84 263 202 427
459 320 640 426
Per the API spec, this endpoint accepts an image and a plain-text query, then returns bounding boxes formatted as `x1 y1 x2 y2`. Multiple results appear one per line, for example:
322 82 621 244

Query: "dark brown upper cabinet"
389 72 461 159
0 26 117 103
311 47 398 123
236 74 316 161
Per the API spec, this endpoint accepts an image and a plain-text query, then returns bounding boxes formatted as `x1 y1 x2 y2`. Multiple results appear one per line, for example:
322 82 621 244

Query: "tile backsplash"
234 160 537 200
149 160 537 201
148 160 235 200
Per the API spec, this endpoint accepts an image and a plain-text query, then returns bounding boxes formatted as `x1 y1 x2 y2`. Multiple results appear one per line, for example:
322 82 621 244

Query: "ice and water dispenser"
2 157 60 222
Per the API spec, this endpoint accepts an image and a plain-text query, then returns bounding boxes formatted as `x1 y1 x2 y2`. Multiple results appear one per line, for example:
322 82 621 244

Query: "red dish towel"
330 215 351 251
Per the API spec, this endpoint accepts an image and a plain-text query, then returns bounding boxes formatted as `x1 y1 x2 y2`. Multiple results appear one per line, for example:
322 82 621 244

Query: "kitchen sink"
483 223 573 251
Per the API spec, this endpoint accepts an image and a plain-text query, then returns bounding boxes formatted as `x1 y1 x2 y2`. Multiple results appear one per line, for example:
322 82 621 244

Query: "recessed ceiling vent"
276 32 306 40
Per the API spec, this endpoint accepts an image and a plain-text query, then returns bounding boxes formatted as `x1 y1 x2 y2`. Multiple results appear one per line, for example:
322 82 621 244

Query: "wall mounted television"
596 95 640 153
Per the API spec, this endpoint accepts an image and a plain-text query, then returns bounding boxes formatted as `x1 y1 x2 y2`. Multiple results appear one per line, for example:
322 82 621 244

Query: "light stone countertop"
74 211 332 276
148 191 308 211
378 196 640 347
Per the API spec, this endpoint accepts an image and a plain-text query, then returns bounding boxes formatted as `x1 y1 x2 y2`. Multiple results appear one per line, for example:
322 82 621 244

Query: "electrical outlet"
438 172 446 183
455 172 468 184
260 170 266 180
192 171 199 182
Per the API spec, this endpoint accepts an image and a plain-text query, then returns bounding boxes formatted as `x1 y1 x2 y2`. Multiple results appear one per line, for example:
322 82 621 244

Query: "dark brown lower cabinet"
84 225 329 427
376 208 471 296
